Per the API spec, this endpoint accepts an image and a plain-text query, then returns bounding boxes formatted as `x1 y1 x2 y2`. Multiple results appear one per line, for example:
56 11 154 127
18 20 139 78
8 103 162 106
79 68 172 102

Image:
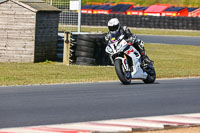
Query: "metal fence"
44 0 200 32
44 0 79 32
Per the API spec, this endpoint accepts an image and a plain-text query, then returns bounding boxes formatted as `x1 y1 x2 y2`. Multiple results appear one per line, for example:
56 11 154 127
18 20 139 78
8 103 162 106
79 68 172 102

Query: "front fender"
115 57 130 71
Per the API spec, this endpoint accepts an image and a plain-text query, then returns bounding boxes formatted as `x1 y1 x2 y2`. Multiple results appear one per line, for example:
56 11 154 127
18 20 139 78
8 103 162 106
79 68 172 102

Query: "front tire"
115 59 131 85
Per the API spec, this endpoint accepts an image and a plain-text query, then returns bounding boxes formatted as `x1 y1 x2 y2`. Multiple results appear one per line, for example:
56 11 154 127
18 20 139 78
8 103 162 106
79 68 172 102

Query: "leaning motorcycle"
105 33 156 85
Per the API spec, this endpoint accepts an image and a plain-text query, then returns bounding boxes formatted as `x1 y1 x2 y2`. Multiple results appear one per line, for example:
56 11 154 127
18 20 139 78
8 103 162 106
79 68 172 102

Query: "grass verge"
59 26 200 37
0 43 200 86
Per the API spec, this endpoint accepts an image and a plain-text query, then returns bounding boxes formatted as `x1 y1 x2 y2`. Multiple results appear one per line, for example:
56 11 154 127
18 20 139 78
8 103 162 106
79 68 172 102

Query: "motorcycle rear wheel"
143 65 156 84
114 59 131 85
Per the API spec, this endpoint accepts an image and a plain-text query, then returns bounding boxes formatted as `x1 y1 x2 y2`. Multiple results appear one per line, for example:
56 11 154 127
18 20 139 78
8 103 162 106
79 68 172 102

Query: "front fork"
115 56 130 72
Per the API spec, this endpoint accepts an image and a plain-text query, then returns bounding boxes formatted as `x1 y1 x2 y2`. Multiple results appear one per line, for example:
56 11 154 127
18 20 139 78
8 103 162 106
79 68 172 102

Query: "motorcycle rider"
105 18 153 65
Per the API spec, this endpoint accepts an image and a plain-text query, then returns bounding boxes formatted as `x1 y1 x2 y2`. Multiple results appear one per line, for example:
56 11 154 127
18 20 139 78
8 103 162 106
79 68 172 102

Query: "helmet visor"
108 24 120 32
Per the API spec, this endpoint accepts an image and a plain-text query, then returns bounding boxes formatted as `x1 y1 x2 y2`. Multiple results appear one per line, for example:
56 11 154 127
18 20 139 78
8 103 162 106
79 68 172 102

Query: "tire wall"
81 14 200 30
57 34 64 62
70 33 112 66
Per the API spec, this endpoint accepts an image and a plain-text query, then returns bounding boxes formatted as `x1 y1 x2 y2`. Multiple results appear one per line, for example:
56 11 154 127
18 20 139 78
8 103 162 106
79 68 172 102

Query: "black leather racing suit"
105 26 153 65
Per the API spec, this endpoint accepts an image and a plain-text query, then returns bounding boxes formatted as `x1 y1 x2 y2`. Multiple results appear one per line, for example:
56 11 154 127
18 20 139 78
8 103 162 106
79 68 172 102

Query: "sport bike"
105 33 156 84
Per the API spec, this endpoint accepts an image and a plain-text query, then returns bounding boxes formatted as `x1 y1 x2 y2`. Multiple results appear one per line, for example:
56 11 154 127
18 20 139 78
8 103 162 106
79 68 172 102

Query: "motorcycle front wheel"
114 59 131 85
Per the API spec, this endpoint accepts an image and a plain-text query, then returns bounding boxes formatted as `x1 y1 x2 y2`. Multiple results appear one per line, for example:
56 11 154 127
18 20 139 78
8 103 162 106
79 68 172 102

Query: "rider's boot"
134 39 154 65
141 52 154 65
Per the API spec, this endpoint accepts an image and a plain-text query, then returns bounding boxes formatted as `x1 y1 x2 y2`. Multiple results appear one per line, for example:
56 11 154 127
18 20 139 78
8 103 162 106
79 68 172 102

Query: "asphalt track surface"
137 35 200 46
0 78 200 129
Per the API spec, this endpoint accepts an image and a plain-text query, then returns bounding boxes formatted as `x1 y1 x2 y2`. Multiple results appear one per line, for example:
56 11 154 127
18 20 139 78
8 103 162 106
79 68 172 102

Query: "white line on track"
0 113 200 133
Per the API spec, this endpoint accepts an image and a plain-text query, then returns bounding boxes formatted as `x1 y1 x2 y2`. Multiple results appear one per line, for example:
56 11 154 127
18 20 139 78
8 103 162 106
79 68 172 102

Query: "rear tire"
75 51 94 58
77 40 96 48
77 34 96 42
114 59 131 85
76 45 94 53
143 65 156 84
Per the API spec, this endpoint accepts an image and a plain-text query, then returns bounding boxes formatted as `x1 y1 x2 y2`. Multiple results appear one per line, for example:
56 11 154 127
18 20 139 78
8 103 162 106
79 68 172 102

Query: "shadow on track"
117 81 160 85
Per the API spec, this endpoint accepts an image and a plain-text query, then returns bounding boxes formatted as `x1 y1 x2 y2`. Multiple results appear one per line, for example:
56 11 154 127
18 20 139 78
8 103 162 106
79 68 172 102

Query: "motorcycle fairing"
124 46 148 79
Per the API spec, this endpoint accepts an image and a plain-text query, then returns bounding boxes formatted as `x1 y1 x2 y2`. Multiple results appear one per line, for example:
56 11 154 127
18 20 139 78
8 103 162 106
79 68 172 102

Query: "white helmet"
108 18 120 33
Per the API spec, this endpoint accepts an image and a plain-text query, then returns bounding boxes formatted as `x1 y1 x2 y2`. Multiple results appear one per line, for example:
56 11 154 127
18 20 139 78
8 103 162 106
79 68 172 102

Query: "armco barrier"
81 14 200 30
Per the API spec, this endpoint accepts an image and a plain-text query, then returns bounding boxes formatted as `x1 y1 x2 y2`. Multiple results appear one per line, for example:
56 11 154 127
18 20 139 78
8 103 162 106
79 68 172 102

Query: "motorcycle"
105 33 156 85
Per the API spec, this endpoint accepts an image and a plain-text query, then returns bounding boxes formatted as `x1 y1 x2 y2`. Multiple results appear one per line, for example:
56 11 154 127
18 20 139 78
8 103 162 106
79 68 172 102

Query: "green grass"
0 63 116 86
45 0 200 7
1 43 200 86
59 26 200 37
82 0 200 7
82 26 200 37
130 28 200 37
146 43 200 78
